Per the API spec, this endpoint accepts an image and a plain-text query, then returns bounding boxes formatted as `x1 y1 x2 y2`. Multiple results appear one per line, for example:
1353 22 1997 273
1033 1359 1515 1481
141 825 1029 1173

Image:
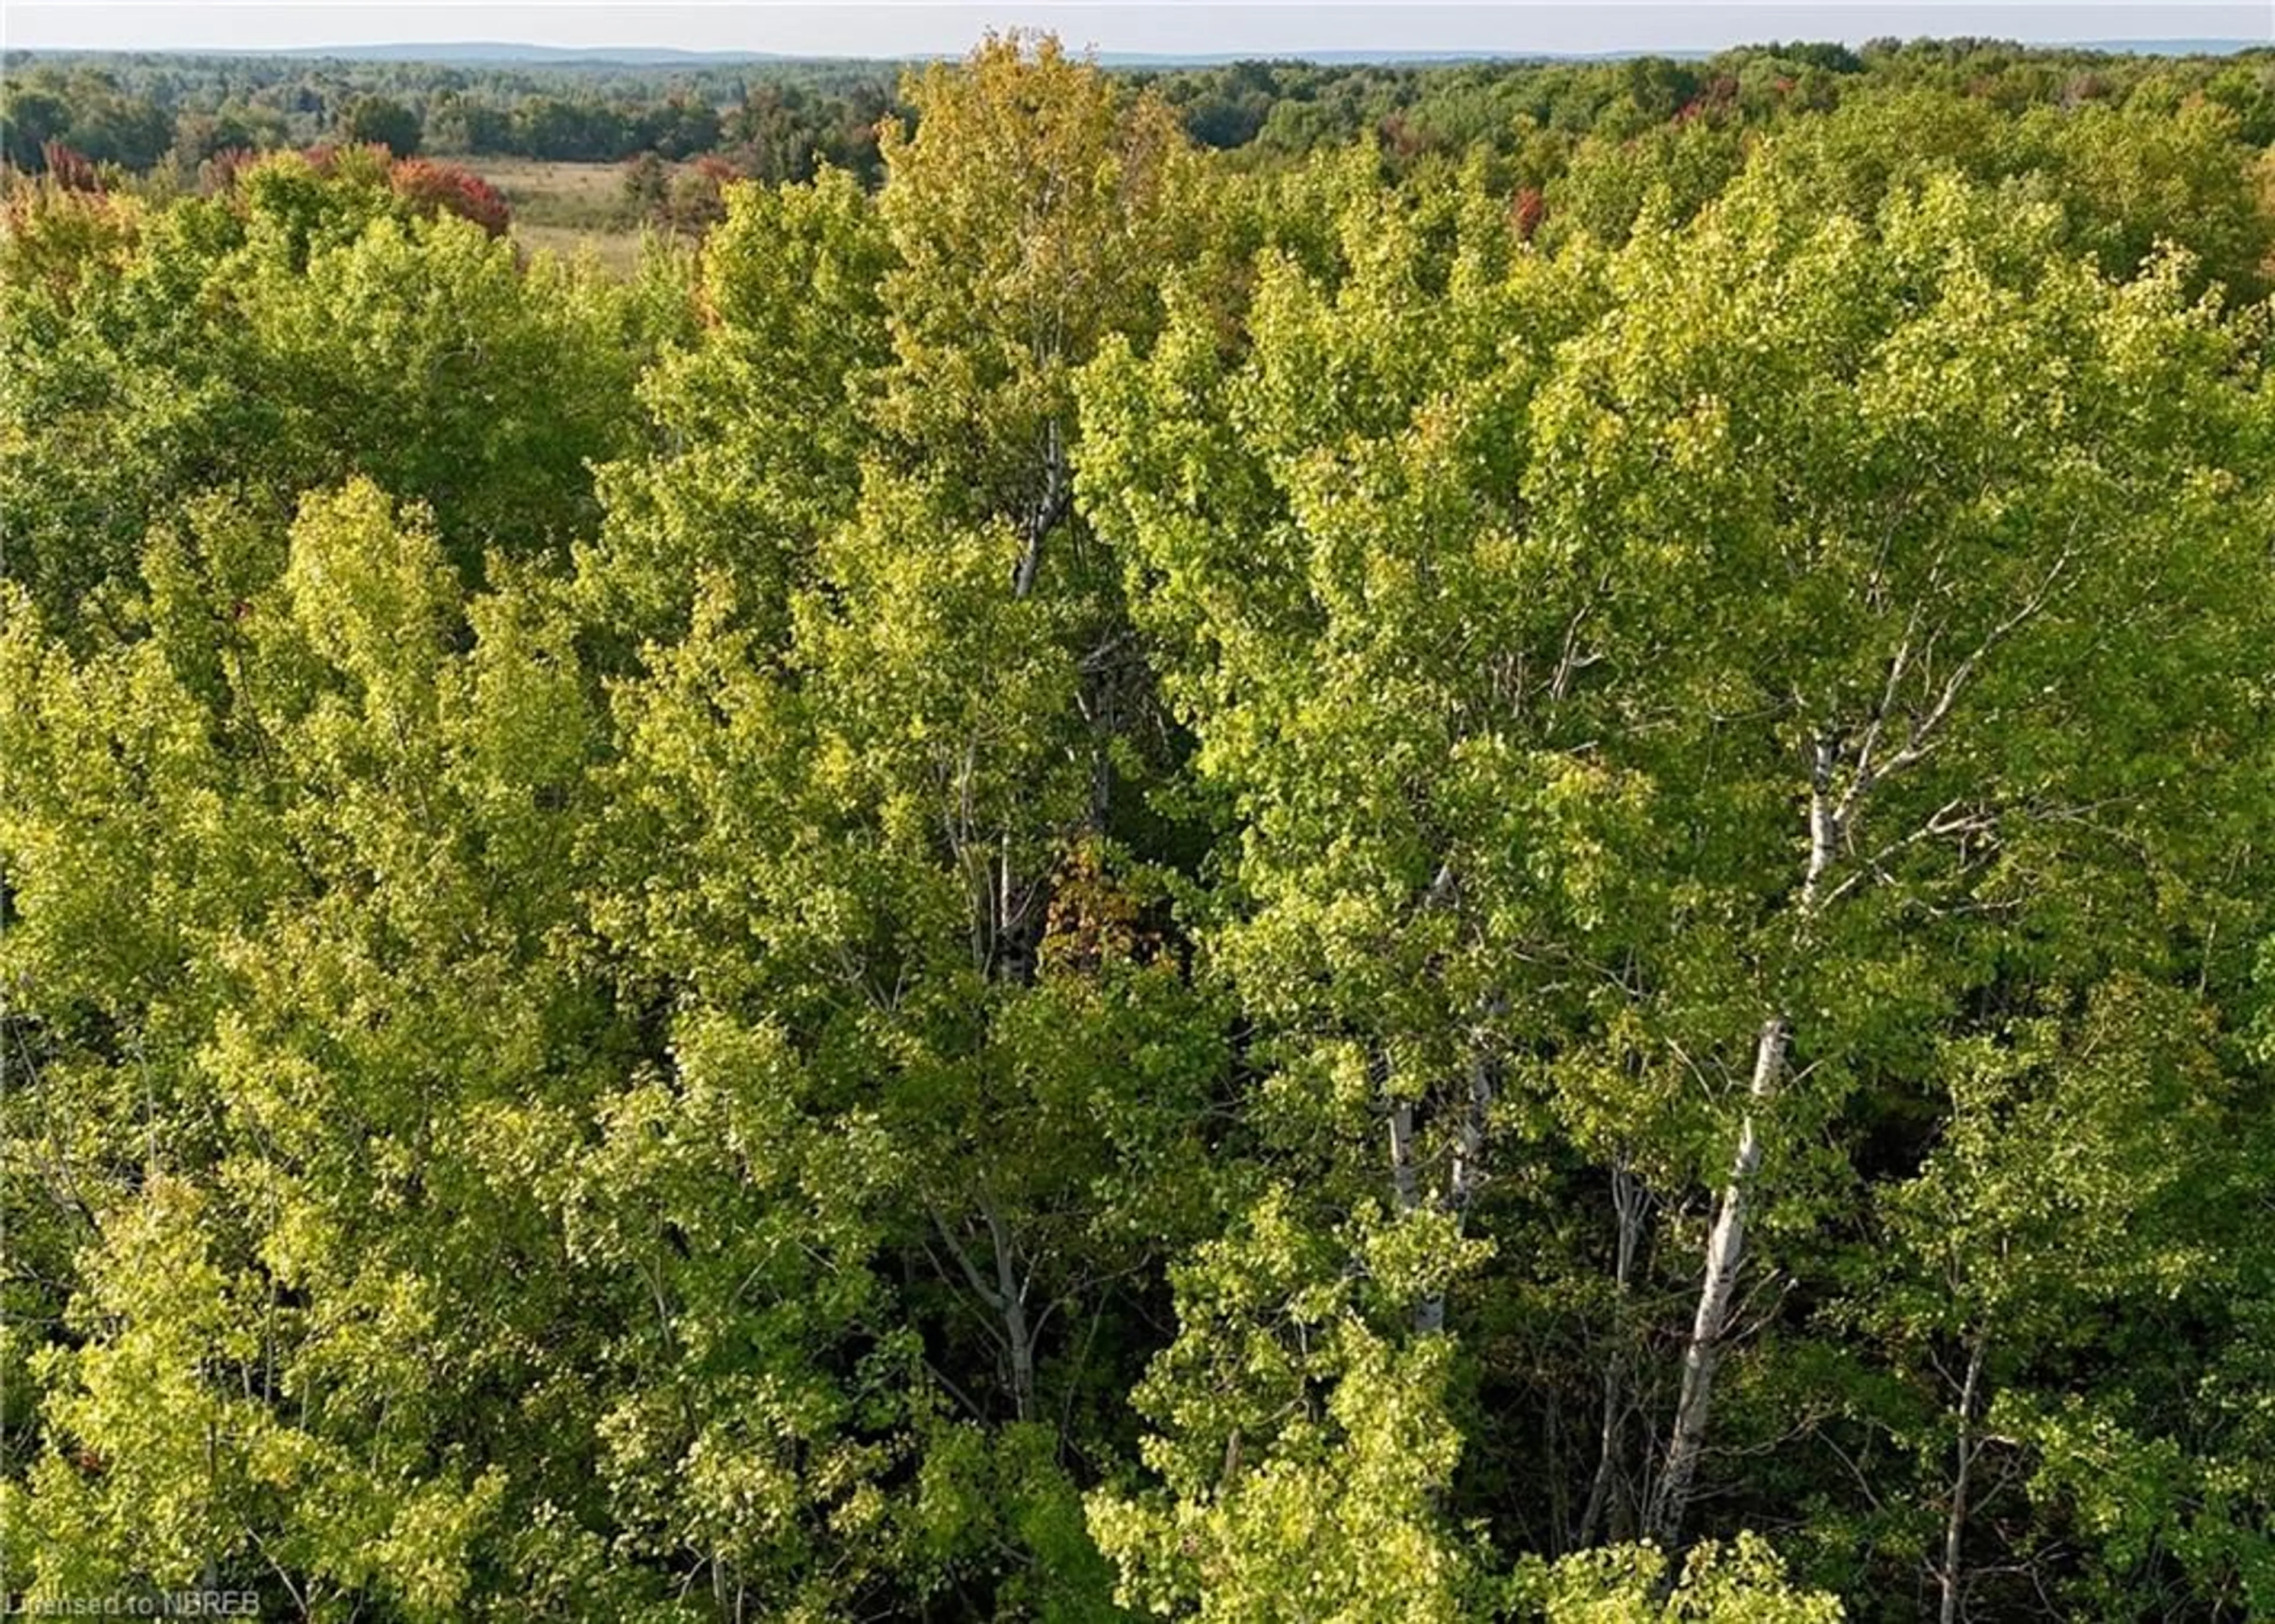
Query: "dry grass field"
471 156 638 225
469 157 649 274
510 219 651 276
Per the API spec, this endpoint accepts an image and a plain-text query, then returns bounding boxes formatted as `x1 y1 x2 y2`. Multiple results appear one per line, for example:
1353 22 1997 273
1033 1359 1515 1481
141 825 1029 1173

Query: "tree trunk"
1578 1158 1648 1549
1938 1333 1987 1624
1387 1033 1494 1338
1647 736 1838 1549
1447 1048 1493 1231
1012 418 1068 600
1385 1088 1446 1334
1645 1013 1788 1546
931 1203 1037 1423
985 1201 1037 1423
1425 1048 1497 1335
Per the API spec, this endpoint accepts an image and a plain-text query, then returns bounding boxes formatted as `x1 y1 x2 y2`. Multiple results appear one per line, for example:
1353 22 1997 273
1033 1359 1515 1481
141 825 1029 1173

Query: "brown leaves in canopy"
1040 839 1167 976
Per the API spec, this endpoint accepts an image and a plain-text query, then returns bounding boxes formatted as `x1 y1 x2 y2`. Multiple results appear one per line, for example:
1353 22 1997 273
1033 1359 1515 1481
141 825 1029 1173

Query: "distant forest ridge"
11 34 2275 245
8 36 2273 66
11 36 2275 179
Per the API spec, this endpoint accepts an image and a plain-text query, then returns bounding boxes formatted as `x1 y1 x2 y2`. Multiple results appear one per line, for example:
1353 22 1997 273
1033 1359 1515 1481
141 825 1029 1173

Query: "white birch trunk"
1389 1096 1421 1218
1012 418 1067 600
1938 1334 1987 1624
1420 1049 1497 1335
931 1204 1037 1423
985 1201 1037 1423
1645 1011 1789 1545
1447 1048 1493 1229
1646 736 1839 1548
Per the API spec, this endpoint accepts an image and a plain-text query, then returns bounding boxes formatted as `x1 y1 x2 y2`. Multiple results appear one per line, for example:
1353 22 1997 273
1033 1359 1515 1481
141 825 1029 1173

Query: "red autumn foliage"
1511 185 1547 243
1674 76 1741 127
388 158 512 238
651 154 746 234
1376 112 1435 163
41 141 102 192
199 146 259 196
300 141 381 176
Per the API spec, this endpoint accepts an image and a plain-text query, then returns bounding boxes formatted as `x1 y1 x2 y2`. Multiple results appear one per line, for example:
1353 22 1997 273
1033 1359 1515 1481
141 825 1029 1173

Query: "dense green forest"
11 35 2275 191
7 29 2275 1620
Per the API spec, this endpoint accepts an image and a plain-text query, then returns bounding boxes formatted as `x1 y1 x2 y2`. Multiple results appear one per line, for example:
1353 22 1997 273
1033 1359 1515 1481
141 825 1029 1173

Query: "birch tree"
1517 167 2270 1548
1079 150 2271 1569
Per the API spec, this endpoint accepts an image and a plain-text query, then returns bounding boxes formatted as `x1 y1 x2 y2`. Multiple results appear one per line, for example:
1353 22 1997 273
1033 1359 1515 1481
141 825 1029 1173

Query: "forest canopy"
6 30 2275 1623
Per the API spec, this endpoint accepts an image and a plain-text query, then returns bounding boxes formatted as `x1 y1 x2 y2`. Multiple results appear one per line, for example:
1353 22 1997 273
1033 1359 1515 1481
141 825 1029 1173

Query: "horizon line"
9 33 2269 59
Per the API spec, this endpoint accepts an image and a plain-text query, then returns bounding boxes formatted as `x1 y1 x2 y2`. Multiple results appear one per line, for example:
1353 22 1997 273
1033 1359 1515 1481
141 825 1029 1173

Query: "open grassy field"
510 219 652 276
469 157 649 274
471 156 639 228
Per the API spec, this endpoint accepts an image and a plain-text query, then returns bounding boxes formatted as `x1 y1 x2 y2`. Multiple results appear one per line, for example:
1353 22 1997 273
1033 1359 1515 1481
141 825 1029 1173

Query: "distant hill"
97 42 1575 66
18 36 2266 69
2075 39 2268 55
228 42 809 64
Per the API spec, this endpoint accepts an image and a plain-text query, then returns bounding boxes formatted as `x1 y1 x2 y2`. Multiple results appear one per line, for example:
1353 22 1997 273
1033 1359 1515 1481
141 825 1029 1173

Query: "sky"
5 1 2271 59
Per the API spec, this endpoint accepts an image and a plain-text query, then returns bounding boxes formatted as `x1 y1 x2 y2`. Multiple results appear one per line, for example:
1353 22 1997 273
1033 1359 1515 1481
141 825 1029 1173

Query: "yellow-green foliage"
7 34 2275 1624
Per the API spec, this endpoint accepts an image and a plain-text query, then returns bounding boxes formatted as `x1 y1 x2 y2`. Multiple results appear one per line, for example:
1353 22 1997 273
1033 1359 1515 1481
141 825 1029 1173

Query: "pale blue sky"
7 2 2270 58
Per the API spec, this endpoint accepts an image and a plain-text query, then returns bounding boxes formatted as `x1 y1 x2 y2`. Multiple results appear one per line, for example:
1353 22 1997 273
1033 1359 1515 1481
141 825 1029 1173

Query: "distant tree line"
7 39 2275 201
0 53 903 181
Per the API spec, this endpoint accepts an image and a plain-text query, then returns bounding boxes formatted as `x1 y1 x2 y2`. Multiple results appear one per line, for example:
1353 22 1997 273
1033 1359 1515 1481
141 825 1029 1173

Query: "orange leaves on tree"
387 157 512 238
